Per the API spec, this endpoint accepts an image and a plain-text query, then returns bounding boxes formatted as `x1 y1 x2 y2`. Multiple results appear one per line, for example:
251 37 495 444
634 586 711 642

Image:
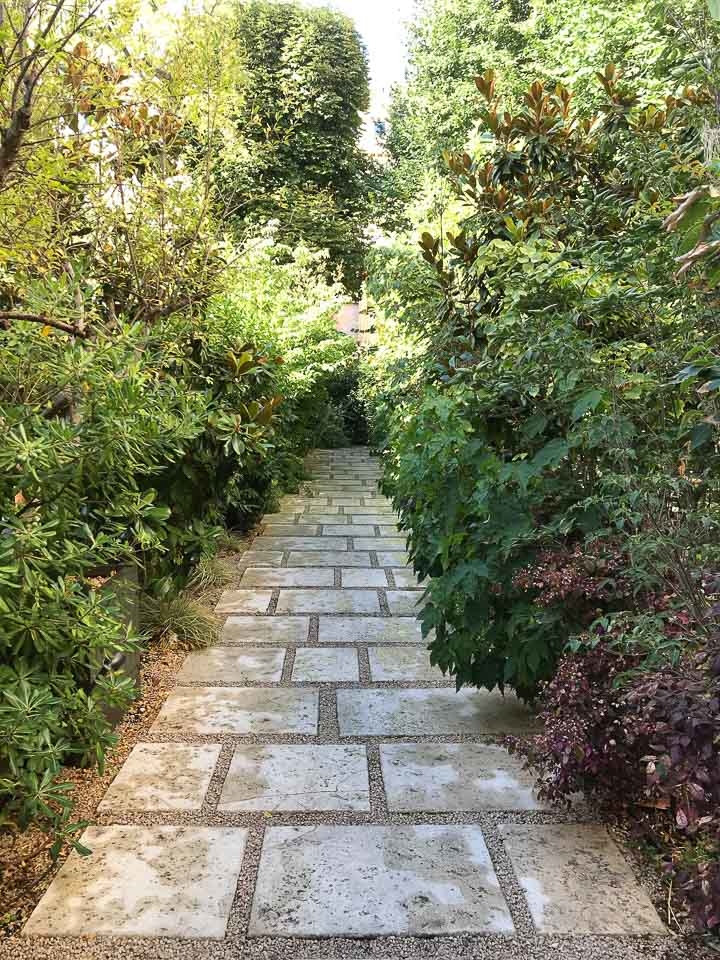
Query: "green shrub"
368 69 720 699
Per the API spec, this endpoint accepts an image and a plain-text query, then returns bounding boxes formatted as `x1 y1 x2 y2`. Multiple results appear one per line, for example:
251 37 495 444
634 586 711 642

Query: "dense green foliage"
220 0 373 292
364 0 720 930
0 0 365 851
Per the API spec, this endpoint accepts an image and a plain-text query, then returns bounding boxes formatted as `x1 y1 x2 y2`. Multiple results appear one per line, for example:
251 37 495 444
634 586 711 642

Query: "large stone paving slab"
215 589 272 614
341 568 389 587
219 745 369 811
499 824 666 934
177 647 285 684
386 589 422 615
319 615 424 644
376 550 410 566
249 824 513 937
152 687 318 736
337 688 533 735
292 647 359 682
262 523 320 536
99 743 221 812
319 524 375 536
251 536 348 552
381 743 548 811
275 589 380 614
239 550 284 567
353 536 406 551
240 567 335 587
288 550 371 567
24 826 247 938
368 646 444 681
221 615 310 644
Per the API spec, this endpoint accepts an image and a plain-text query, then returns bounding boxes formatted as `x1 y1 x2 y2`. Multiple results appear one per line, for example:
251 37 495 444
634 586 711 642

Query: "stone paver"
249 825 513 937
341 568 389 587
368 646 443 681
239 550 284 567
499 825 666 934
24 826 247 938
337 688 532 735
99 743 220 811
386 589 422 615
219 745 369 811
177 647 285 684
152 687 318 735
214 589 272 614
380 743 548 811
221 615 309 644
240 567 335 587
376 550 410 566
275 588 380 614
25 448 666 949
320 524 375 535
288 549 372 567
318 615 424 644
292 646 359 681
353 536 406 551
252 536 348 551
392 567 422 587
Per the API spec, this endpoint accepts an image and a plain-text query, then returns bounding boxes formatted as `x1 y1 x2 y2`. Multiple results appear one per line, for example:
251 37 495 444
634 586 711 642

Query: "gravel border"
4 451 716 960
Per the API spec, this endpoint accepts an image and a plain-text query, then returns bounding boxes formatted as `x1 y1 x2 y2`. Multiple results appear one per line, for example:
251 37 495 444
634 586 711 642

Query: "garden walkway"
21 448 671 960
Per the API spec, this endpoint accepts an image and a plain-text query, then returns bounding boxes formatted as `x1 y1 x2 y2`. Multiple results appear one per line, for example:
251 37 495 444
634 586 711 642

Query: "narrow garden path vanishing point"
17 448 679 960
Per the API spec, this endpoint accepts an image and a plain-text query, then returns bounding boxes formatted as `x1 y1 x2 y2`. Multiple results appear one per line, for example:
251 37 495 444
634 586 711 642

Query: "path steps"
23 448 667 951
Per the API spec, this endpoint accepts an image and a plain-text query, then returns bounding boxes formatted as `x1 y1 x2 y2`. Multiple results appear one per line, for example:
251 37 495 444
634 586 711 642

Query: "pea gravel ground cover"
4 451 715 960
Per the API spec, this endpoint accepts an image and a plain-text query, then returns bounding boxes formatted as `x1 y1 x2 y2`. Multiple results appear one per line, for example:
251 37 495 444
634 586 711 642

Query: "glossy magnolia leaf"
532 438 569 469
690 422 714 449
571 389 603 422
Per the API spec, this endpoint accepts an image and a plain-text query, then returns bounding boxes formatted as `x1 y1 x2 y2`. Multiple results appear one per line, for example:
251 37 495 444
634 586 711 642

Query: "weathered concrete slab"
325 497 364 506
221 615 309 644
215 590 272 614
99 743 221 812
241 567 335 588
251 536 348 552
152 687 318 736
303 504 342 513
177 647 285 684
348 514 400 524
306 513 353 523
240 550 284 567
318 616 424 644
337 688 533 736
392 568 422 588
219 745 369 812
262 523 320 536
275 589 380 615
288 550 372 567
24 826 247 938
376 551 410 567
320 524 375 536
381 743 548 812
341 568 389 587
292 647 359 682
386 589 422 615
353 537 406 551
378 524 401 535
368 646 441 682
499 824 666 934
249 825 513 937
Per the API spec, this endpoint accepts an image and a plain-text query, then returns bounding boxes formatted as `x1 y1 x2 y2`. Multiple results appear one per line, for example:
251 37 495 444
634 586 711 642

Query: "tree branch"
0 311 89 337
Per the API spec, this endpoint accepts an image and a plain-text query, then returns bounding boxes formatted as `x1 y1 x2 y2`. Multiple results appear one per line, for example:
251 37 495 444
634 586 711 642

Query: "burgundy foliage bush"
508 639 720 931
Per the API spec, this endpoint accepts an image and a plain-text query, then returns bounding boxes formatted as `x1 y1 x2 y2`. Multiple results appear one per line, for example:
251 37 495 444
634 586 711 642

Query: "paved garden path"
21 448 673 960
